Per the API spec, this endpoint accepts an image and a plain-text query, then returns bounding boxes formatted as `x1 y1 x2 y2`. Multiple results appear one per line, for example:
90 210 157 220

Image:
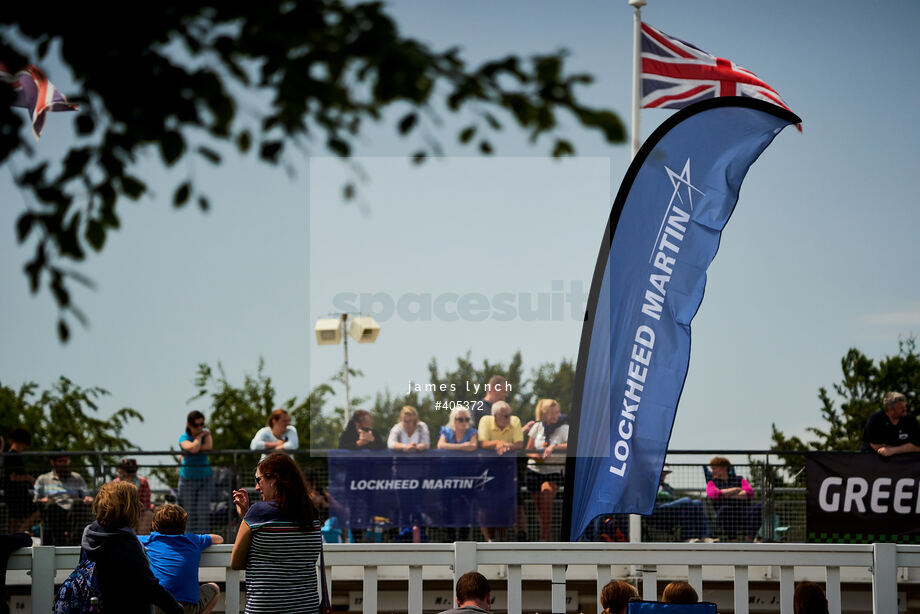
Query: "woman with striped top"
231 453 323 613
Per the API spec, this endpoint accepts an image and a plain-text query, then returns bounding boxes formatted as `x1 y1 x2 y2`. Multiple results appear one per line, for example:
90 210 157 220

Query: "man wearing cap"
861 391 920 456
33 453 94 545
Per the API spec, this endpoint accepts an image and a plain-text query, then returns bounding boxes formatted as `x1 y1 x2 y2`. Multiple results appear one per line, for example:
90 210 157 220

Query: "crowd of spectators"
6 387 919 553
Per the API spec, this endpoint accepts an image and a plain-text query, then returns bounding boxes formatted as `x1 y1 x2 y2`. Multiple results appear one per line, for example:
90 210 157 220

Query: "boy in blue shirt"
139 504 224 613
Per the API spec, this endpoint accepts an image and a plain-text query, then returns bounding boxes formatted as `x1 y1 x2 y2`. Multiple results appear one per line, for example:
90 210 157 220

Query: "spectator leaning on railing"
387 405 430 451
178 411 214 534
437 407 478 451
250 409 299 459
339 409 387 451
860 391 920 457
139 503 224 614
525 398 568 541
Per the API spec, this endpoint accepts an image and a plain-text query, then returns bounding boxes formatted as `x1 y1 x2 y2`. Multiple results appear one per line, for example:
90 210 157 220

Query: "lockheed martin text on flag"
563 98 800 541
640 22 794 116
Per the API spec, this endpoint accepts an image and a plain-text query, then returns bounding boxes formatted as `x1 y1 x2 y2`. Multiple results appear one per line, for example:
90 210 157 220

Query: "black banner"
806 451 920 543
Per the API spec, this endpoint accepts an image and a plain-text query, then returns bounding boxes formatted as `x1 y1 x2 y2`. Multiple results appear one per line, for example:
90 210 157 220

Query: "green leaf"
260 141 283 163
459 125 476 144
236 131 251 153
328 138 350 157
85 220 105 250
76 114 95 135
412 151 426 164
198 196 210 211
57 319 70 343
197 146 221 164
16 213 35 242
479 140 493 154
552 139 574 157
397 112 418 135
173 182 191 207
160 131 185 165
343 183 355 200
121 176 146 199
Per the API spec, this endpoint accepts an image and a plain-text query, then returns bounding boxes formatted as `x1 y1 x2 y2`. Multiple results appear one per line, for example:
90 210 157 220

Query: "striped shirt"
243 501 322 613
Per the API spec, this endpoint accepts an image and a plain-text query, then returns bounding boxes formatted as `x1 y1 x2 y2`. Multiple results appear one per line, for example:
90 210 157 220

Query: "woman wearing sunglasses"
231 453 323 613
178 410 214 534
437 407 478 451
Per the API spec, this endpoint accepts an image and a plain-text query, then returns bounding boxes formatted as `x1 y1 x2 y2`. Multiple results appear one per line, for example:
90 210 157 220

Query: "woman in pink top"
706 456 763 541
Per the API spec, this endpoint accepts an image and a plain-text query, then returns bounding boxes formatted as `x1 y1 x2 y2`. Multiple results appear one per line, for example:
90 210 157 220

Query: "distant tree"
1 2 625 340
770 338 920 478
0 377 143 479
0 377 142 452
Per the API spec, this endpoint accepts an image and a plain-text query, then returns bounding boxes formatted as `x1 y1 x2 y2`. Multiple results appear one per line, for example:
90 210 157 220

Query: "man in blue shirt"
139 504 224 613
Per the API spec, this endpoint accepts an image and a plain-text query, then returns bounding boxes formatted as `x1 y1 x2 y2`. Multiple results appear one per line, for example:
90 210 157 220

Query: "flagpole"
629 0 646 159
627 0 647 549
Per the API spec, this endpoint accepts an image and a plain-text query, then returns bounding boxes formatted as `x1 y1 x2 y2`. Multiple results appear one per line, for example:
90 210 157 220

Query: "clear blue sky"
2 0 919 454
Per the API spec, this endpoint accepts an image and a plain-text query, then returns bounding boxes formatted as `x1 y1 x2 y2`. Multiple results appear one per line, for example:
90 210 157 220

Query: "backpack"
53 551 102 613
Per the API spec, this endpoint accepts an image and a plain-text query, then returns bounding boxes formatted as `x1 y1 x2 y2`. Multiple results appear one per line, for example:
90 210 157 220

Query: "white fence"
9 542 920 613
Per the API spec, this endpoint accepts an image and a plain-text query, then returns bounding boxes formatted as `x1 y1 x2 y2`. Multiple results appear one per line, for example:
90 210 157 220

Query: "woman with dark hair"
80 481 182 613
231 453 323 613
600 580 638 614
250 409 299 459
178 410 214 533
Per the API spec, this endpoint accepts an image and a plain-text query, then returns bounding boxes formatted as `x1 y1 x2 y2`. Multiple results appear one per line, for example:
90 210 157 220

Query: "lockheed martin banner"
565 98 800 540
327 450 516 528
806 451 920 543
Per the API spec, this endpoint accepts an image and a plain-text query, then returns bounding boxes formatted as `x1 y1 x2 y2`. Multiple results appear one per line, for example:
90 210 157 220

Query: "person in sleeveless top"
231 453 322 613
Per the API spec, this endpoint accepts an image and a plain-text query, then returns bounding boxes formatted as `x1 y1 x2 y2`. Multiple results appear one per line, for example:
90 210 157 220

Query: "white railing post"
688 565 702 600
551 564 566 613
871 543 897 614
225 568 241 614
31 546 56 614
825 566 841 614
507 564 523 614
363 566 378 614
454 541 478 583
408 565 423 614
779 565 794 614
641 566 657 601
733 565 749 614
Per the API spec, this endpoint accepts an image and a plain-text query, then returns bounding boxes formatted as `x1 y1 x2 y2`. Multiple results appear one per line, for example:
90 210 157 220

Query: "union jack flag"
0 62 77 139
641 22 796 118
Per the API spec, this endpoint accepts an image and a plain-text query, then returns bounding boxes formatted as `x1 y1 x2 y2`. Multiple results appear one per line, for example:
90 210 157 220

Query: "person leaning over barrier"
250 409 298 459
477 401 523 456
437 571 491 614
139 504 224 614
387 405 430 451
861 391 920 457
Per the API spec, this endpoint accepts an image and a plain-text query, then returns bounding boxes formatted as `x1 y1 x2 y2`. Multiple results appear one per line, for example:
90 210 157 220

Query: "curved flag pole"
561 97 801 542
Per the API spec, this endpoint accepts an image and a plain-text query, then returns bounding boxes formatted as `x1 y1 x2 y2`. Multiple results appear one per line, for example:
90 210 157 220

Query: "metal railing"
8 541 920 614
0 449 819 546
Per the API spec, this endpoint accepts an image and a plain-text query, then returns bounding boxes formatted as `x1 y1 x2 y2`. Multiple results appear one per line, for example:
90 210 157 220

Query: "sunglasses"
255 474 271 488
192 421 205 427
456 417 470 423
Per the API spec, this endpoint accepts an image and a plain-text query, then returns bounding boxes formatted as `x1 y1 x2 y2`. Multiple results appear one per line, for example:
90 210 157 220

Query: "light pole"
315 313 381 424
